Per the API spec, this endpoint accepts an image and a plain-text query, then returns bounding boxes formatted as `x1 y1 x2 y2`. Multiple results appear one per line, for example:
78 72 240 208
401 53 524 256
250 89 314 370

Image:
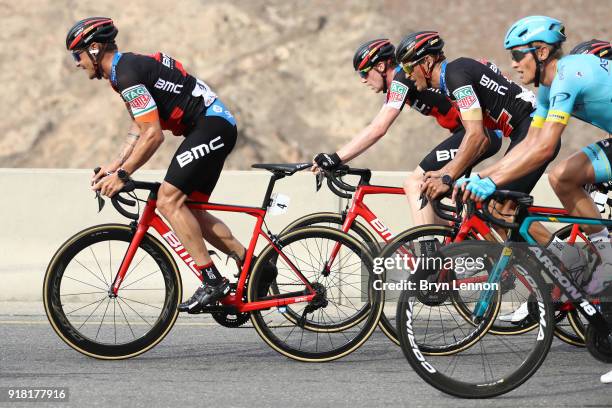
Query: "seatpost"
261 172 285 210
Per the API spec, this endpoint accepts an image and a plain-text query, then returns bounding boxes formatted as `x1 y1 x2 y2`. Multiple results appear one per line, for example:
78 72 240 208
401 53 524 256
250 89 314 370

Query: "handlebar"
93 167 160 221
422 194 463 224
479 190 533 230
316 165 372 199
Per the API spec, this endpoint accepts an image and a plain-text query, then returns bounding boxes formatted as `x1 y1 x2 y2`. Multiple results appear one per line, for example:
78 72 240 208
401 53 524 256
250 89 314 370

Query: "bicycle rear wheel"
397 242 554 398
272 213 380 333
247 227 383 362
43 224 181 359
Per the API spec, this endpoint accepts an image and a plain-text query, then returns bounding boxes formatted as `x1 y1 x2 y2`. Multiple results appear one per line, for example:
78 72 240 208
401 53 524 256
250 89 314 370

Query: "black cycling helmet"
570 39 611 59
66 17 117 51
395 31 444 64
353 39 395 71
66 17 118 80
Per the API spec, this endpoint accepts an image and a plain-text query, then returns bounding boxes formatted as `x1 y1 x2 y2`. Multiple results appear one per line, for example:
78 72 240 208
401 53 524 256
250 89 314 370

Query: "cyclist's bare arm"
480 124 561 186
92 121 141 183
119 120 164 175
436 118 490 180
336 105 400 162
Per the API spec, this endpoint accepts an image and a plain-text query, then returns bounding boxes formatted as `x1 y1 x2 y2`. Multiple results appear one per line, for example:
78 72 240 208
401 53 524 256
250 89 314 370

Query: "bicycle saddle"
251 162 312 175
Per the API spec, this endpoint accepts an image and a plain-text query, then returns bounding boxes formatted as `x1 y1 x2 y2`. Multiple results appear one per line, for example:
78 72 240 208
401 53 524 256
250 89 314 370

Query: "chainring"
210 282 250 328
211 310 250 328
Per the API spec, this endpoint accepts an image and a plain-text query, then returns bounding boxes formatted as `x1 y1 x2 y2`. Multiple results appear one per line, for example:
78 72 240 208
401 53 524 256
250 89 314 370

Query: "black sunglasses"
71 50 85 62
510 47 537 62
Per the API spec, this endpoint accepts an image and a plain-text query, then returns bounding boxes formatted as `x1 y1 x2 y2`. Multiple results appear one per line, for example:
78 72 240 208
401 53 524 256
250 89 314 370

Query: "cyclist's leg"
404 127 500 225
194 210 246 261
162 115 238 310
548 141 609 234
185 136 246 265
404 165 438 225
549 139 612 294
158 184 212 265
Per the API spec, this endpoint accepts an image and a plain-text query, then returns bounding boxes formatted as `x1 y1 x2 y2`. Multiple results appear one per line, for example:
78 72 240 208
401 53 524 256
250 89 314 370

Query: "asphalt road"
0 310 611 408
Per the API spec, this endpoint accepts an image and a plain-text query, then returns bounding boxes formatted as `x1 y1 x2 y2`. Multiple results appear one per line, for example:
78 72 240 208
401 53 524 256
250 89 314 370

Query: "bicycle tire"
247 226 383 362
380 231 502 355
43 224 181 359
379 224 539 344
550 224 587 346
279 212 381 253
273 213 380 333
397 242 555 398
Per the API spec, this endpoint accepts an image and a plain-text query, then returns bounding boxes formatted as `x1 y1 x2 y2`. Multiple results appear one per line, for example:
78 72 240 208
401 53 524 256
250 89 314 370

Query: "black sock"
197 262 223 286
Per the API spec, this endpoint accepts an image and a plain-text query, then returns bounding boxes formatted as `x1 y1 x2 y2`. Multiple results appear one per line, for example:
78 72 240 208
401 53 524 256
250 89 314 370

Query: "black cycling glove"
314 152 342 170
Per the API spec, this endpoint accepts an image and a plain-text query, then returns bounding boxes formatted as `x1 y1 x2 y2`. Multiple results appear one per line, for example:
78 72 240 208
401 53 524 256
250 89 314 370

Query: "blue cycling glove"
465 177 497 200
454 174 480 189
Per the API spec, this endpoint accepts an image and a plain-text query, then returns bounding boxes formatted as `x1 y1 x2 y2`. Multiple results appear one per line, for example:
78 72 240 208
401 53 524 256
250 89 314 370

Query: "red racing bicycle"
43 163 383 362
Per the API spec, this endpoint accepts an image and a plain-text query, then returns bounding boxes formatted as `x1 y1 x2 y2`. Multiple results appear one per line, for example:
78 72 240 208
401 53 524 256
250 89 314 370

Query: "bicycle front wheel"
247 227 383 362
397 242 555 398
43 224 181 359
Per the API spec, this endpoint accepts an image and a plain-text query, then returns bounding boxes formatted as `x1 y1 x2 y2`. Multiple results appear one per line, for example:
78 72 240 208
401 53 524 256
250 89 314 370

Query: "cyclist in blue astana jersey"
457 17 612 383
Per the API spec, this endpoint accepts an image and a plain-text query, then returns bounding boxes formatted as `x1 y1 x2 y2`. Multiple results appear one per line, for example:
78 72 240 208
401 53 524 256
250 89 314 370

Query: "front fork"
109 200 158 297
472 246 513 320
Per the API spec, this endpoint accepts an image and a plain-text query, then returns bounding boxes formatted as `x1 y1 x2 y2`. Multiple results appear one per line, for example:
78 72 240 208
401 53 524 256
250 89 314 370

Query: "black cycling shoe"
178 279 231 314
257 258 279 298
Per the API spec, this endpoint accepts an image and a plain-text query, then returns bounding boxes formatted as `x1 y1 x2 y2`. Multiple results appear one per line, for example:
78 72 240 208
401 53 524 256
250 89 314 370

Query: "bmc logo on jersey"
154 78 183 94
176 136 225 167
479 74 508 96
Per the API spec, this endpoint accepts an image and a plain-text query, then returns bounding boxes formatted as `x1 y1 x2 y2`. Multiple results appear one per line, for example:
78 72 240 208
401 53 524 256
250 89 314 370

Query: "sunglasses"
358 66 372 79
510 47 537 62
400 57 426 75
71 50 85 62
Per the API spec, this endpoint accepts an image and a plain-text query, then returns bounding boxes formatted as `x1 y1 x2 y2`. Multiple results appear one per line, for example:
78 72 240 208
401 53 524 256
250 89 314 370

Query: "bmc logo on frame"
162 231 201 278
176 137 225 167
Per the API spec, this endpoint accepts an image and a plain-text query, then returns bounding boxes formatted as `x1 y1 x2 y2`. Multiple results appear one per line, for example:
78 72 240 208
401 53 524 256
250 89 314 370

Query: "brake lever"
95 191 105 212
315 171 324 192
93 167 105 212
419 193 428 210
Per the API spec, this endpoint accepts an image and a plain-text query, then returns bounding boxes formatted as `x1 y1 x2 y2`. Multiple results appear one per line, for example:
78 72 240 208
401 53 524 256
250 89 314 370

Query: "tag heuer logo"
122 85 151 109
453 85 477 109
388 81 408 103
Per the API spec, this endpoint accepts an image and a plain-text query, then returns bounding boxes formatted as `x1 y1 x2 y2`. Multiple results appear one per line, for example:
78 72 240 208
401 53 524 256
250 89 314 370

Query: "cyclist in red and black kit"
397 31 558 242
65 17 275 312
312 39 501 228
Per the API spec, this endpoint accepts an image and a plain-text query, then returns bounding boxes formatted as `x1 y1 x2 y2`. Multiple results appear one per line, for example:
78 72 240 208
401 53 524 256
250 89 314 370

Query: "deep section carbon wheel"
247 226 383 362
44 224 181 359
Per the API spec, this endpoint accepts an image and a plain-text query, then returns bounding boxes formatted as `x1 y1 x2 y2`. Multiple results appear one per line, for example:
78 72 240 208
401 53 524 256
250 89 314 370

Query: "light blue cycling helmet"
504 16 566 49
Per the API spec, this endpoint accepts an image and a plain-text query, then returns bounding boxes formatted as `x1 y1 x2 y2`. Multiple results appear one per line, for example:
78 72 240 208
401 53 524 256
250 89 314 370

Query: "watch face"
117 169 128 180
442 175 453 186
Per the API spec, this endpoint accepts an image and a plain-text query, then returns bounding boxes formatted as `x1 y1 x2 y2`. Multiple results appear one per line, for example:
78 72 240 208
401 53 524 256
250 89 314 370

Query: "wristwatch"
441 174 454 186
117 168 130 182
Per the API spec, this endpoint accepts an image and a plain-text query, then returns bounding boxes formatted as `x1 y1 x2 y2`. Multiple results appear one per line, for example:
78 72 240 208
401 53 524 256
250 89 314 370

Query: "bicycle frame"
474 208 611 334
340 184 405 241
109 196 318 314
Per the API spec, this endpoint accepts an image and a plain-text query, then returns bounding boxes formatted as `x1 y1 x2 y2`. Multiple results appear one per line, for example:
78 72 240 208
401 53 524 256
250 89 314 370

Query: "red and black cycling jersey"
385 67 462 132
110 52 218 135
440 57 536 138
